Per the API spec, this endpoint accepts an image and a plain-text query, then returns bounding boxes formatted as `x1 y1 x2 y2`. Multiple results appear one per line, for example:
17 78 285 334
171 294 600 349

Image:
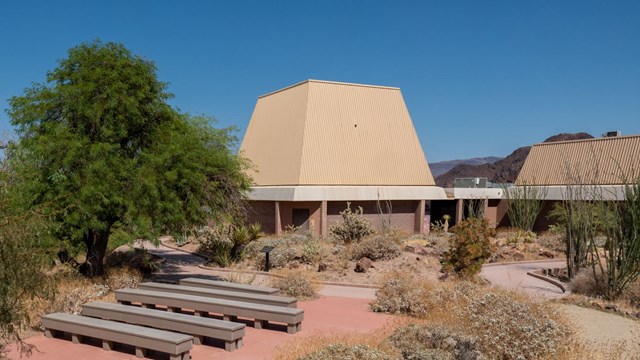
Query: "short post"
260 246 275 272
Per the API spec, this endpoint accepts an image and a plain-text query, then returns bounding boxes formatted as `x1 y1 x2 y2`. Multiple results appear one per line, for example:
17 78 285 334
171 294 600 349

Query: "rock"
604 304 620 312
591 301 604 310
317 262 328 272
538 249 555 258
404 244 417 253
512 250 525 261
354 257 372 273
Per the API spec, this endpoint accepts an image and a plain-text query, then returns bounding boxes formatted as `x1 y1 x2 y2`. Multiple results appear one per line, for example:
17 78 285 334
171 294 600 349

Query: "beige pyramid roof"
517 135 640 186
240 80 436 186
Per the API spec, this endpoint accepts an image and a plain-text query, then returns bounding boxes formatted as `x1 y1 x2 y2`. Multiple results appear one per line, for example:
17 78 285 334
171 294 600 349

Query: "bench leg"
287 324 297 334
297 323 302 332
223 314 238 322
224 340 237 352
167 306 181 313
135 346 147 358
142 303 156 309
236 338 244 349
194 311 208 317
44 329 55 338
71 334 83 344
254 319 269 329
102 339 114 351
170 354 188 360
193 335 203 345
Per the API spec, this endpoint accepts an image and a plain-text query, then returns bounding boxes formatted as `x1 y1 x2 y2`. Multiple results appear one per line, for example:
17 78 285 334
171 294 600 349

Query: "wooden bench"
179 277 280 295
116 288 304 334
139 282 297 308
81 301 245 351
41 312 192 360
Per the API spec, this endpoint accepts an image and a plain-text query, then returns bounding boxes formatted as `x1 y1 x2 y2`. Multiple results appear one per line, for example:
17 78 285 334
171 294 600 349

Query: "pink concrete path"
6 241 391 359
7 296 392 360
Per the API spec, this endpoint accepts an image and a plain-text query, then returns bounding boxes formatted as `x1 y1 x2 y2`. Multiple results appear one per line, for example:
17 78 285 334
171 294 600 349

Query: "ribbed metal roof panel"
240 80 435 186
516 135 640 185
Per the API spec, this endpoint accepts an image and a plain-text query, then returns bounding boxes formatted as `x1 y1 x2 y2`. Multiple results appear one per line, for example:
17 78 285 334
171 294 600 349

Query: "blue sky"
1 1 639 162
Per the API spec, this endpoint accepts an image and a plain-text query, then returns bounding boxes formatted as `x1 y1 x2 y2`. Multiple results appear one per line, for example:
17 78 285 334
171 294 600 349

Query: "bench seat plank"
116 288 304 334
179 278 280 295
139 282 297 308
42 313 192 359
82 301 245 351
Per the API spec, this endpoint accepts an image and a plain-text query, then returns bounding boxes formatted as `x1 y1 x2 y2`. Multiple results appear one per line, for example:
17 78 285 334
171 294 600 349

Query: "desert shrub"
105 248 161 274
225 272 257 285
330 202 375 242
301 239 326 264
299 343 397 360
104 266 143 290
271 269 319 299
245 235 304 270
197 225 235 267
389 323 483 360
442 218 495 278
458 290 573 360
371 272 434 317
47 281 110 315
569 268 606 297
621 278 640 308
350 235 401 261
197 223 262 267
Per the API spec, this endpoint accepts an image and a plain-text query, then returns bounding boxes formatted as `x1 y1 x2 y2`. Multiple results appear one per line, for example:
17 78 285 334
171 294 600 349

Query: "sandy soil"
557 303 640 356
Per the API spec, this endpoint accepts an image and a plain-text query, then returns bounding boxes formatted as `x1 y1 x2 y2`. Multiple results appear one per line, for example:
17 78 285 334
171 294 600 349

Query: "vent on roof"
604 131 621 137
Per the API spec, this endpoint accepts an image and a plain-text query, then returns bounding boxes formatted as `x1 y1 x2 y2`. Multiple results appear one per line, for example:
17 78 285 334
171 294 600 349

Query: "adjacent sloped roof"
516 135 640 185
240 80 436 186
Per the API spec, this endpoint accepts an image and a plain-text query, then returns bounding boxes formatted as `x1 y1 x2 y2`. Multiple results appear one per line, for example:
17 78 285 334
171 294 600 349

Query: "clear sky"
1 1 639 162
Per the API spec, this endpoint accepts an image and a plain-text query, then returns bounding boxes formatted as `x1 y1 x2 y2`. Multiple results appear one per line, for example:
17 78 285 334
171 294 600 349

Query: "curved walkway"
481 260 568 298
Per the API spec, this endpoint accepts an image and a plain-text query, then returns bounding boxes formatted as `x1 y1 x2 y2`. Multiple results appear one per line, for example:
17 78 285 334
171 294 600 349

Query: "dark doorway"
292 208 310 231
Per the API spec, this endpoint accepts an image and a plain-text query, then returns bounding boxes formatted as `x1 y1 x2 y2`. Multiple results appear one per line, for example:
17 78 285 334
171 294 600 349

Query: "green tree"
0 154 53 355
6 40 252 277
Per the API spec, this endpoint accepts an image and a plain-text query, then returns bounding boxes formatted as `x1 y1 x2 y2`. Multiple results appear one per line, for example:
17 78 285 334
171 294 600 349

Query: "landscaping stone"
354 257 372 273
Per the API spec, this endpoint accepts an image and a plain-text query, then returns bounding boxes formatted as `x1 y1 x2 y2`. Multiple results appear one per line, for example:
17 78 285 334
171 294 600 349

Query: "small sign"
260 246 275 253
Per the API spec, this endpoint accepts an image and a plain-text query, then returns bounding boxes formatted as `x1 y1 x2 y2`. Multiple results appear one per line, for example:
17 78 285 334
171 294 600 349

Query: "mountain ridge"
434 132 594 187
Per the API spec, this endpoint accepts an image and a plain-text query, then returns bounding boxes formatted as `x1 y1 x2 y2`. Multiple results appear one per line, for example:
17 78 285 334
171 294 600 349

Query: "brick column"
275 201 282 236
320 201 328 238
414 200 425 234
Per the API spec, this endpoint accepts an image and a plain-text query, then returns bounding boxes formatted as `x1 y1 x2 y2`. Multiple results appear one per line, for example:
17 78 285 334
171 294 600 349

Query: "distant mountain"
430 157 502 178
434 132 594 187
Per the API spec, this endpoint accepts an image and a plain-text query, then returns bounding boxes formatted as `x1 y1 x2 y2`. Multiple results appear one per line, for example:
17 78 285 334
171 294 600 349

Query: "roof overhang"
525 185 627 201
247 186 448 202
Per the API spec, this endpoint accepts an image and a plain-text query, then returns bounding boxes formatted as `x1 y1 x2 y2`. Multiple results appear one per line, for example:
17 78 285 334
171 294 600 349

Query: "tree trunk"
80 228 110 277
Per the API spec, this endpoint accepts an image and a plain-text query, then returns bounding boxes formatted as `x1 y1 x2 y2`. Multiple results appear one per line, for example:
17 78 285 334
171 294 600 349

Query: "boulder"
354 257 372 273
317 262 328 272
512 250 525 261
538 249 555 258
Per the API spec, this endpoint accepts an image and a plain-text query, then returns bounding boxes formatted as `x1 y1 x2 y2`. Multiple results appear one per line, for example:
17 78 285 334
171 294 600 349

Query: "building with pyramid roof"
240 80 447 236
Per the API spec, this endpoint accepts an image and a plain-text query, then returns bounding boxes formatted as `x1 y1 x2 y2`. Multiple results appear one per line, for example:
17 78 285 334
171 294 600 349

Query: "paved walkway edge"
527 270 567 293
484 258 566 267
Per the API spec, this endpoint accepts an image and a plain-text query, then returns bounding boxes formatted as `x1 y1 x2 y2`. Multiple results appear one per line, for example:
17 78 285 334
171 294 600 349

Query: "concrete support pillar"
320 201 328 238
456 199 464 224
414 200 425 234
275 201 282 236
483 198 489 221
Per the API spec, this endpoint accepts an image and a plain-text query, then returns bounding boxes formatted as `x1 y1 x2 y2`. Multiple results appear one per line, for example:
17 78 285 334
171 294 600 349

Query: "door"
292 208 310 232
